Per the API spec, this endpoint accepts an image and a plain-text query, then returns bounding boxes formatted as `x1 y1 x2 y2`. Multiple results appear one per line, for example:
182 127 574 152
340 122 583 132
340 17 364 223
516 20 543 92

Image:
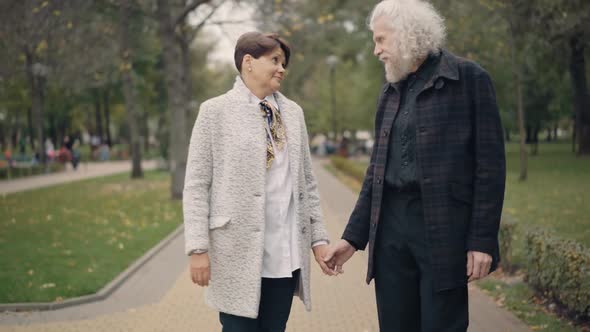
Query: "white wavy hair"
369 0 446 63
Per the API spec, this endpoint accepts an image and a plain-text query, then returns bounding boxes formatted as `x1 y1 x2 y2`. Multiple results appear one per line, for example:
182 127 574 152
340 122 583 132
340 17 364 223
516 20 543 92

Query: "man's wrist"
342 238 359 251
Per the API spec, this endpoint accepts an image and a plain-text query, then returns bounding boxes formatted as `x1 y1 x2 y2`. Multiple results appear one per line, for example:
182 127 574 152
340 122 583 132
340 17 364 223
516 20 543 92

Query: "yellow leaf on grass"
40 283 56 289
27 269 34 276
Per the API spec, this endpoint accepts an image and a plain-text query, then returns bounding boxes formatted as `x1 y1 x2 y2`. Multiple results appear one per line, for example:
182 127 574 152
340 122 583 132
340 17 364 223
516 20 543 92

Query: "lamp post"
326 55 339 140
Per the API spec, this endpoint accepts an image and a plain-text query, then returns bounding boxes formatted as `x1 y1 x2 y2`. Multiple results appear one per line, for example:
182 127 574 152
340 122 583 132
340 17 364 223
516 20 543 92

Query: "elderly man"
324 0 506 330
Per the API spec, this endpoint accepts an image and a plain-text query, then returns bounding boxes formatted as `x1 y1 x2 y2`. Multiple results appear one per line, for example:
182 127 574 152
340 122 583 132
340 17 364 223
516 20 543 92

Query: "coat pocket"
209 215 231 230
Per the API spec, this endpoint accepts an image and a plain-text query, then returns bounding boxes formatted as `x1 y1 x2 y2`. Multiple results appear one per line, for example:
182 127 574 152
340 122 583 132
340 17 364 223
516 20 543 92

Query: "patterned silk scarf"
259 100 286 168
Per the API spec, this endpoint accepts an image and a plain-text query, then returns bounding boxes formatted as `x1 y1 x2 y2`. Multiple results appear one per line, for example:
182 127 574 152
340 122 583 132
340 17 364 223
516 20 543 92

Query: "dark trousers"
219 269 300 332
374 191 468 332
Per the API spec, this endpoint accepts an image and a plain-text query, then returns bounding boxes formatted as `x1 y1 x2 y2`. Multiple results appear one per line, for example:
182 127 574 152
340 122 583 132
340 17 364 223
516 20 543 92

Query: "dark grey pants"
374 190 468 332
219 269 300 332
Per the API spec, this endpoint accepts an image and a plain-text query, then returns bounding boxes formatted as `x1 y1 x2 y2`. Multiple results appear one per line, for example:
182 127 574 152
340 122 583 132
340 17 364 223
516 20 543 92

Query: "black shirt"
384 52 441 192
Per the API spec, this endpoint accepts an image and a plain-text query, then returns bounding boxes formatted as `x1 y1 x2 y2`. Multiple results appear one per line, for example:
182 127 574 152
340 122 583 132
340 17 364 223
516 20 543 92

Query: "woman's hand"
190 252 210 286
312 244 338 276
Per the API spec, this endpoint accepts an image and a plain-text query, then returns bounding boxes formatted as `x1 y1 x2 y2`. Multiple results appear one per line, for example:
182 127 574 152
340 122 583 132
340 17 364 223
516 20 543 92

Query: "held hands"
322 239 356 275
467 251 492 282
312 244 338 276
190 252 210 286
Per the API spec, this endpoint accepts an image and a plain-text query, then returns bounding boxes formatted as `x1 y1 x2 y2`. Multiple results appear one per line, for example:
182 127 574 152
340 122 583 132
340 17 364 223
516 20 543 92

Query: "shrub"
330 156 366 182
524 230 590 319
0 163 65 180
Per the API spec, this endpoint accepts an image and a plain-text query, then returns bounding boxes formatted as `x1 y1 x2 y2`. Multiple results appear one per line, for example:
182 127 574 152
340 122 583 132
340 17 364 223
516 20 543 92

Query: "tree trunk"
27 107 34 151
546 127 552 142
525 125 532 143
157 0 188 199
509 23 527 180
531 124 539 156
569 33 590 155
48 113 57 148
11 108 20 149
93 88 104 143
0 123 5 151
179 27 195 137
25 49 47 164
143 110 149 154
103 89 113 147
120 1 143 179
505 128 511 142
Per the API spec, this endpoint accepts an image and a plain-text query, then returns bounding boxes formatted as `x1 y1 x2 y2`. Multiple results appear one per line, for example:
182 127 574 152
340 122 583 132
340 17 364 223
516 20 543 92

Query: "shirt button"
404 111 409 115
403 161 408 166
409 88 414 92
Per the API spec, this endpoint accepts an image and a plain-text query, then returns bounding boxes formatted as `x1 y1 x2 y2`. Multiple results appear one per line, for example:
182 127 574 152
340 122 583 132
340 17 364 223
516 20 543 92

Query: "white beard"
384 53 414 83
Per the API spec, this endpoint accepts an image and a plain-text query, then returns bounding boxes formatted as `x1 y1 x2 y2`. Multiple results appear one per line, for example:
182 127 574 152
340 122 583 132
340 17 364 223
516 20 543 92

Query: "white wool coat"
183 76 329 319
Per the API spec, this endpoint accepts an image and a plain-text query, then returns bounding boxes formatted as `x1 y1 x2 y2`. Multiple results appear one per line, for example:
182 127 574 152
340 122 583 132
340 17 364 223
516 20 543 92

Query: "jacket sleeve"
341 145 376 250
300 109 330 246
183 102 214 255
341 87 387 250
467 69 506 256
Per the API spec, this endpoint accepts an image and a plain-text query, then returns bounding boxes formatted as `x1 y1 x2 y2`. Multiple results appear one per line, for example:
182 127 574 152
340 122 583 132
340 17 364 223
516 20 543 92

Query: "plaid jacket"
342 49 506 291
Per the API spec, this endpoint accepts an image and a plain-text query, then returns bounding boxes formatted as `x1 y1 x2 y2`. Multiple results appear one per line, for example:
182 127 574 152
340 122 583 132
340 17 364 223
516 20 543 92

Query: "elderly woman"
183 32 332 331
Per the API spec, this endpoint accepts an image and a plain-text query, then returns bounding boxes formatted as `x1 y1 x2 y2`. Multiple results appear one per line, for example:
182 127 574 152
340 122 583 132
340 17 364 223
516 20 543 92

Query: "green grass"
477 279 581 331
0 171 182 303
503 142 590 252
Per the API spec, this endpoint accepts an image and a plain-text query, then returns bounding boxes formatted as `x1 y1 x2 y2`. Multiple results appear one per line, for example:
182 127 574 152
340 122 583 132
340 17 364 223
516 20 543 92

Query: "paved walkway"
0 160 531 331
0 160 158 195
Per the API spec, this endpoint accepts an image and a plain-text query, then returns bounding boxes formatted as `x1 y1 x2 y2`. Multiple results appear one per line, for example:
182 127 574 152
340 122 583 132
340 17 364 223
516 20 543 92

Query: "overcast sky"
189 2 258 66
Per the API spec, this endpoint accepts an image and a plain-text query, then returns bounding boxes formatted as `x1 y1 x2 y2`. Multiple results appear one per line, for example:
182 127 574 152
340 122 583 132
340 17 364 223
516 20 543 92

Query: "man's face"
372 16 413 83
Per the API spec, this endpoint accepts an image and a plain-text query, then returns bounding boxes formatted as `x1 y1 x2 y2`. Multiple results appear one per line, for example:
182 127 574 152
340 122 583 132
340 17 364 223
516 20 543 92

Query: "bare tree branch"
191 1 224 31
174 0 211 28
205 18 253 26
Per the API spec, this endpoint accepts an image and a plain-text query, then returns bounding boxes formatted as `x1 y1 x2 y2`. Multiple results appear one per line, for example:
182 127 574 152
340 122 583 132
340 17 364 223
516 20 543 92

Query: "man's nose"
373 45 381 57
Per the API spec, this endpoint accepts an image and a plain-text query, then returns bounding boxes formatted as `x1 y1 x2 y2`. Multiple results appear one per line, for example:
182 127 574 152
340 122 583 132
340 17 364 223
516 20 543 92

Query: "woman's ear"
242 54 253 72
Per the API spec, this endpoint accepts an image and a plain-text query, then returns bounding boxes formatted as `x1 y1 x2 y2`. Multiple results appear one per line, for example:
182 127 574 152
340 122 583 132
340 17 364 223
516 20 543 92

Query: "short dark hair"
234 32 291 73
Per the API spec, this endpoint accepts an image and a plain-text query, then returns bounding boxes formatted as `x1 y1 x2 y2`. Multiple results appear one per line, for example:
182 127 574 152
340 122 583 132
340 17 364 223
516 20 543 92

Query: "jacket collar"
422 48 459 90
434 49 459 81
379 48 460 95
231 75 288 111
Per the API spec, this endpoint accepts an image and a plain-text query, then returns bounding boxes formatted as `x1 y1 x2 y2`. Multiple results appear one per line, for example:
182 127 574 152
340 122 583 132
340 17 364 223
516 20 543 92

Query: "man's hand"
190 252 210 286
323 239 357 274
312 244 338 276
467 251 492 282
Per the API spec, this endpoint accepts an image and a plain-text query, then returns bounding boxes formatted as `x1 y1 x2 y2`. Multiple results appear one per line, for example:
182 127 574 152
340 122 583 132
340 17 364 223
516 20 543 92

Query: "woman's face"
248 46 286 94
